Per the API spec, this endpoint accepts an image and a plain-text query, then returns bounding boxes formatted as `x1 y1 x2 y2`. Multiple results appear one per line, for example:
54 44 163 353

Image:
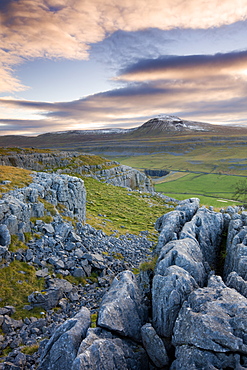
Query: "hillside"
0 116 246 157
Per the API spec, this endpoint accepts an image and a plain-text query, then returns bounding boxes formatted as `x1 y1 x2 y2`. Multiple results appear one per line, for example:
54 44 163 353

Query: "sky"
1 1 247 135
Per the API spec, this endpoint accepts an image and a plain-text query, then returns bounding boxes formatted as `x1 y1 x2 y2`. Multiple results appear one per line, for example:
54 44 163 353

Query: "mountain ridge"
0 115 247 154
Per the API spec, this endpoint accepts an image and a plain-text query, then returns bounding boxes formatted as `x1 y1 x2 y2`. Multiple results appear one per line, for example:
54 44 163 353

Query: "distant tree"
233 179 247 204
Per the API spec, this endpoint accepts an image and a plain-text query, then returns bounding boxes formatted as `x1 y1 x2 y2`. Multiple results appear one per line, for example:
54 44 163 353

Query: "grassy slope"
82 176 170 238
0 261 45 320
0 165 32 195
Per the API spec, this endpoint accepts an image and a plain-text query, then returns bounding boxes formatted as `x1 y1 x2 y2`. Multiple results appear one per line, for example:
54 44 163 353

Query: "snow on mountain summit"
137 114 210 133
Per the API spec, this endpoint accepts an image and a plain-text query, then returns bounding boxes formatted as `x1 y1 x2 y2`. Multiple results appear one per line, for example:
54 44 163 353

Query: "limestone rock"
171 345 244 370
73 339 128 370
97 270 148 341
154 210 186 254
38 307 91 370
95 164 154 192
176 198 200 220
224 225 247 279
156 238 207 287
173 275 247 354
152 265 198 338
0 225 11 246
180 207 224 268
74 327 149 370
226 271 247 298
141 323 169 368
28 289 63 311
154 199 199 255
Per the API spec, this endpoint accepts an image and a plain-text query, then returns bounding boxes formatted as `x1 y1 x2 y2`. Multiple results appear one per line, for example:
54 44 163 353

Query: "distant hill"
0 115 247 156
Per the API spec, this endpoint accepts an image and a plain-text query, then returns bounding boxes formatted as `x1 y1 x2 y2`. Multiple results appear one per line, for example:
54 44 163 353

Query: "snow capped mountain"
136 115 210 133
44 115 211 139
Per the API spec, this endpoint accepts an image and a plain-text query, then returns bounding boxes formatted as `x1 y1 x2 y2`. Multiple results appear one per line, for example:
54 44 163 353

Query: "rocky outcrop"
1 164 247 369
33 271 150 370
141 323 169 368
172 275 247 369
0 149 154 192
144 169 169 177
0 172 86 256
95 164 154 192
152 265 198 338
0 150 107 173
0 216 154 368
154 197 200 254
72 327 148 370
155 238 207 286
38 307 91 370
97 270 148 342
224 211 247 279
180 206 224 268
35 202 234 370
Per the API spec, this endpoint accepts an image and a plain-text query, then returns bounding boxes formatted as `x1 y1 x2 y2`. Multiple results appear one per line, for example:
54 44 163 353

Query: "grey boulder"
156 238 207 287
141 323 169 368
0 225 11 247
152 265 198 338
171 345 245 370
180 207 224 268
74 327 149 370
38 307 91 370
28 289 63 311
97 270 148 341
72 339 128 370
173 275 247 354
226 271 247 298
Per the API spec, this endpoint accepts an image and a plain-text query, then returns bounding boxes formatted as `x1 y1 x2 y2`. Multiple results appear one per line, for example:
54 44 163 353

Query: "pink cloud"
0 0 247 93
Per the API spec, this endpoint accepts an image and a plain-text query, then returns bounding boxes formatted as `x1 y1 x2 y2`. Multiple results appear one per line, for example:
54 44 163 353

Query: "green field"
154 173 243 208
116 143 247 209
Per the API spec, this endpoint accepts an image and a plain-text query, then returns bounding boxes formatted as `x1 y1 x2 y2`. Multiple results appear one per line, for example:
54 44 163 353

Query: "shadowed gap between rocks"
214 230 228 278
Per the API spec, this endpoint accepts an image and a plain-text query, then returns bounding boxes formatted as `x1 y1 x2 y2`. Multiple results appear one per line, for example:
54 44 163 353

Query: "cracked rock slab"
97 270 148 341
173 275 247 354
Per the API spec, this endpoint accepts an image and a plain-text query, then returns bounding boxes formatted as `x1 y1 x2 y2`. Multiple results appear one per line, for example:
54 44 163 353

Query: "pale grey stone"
180 207 224 268
38 307 91 370
141 323 169 368
0 225 11 247
72 339 128 370
171 345 243 370
156 238 207 286
28 289 63 310
152 265 198 338
98 270 148 341
173 275 247 354
75 327 149 370
226 271 247 298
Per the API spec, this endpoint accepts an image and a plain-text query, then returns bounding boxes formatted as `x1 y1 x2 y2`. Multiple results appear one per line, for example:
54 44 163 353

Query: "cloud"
117 50 247 82
1 0 247 92
2 65 247 133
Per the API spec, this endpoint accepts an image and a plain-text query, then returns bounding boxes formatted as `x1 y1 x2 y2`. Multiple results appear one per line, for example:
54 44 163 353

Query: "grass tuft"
21 344 39 355
0 165 32 196
0 260 45 320
139 256 158 272
8 235 28 252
